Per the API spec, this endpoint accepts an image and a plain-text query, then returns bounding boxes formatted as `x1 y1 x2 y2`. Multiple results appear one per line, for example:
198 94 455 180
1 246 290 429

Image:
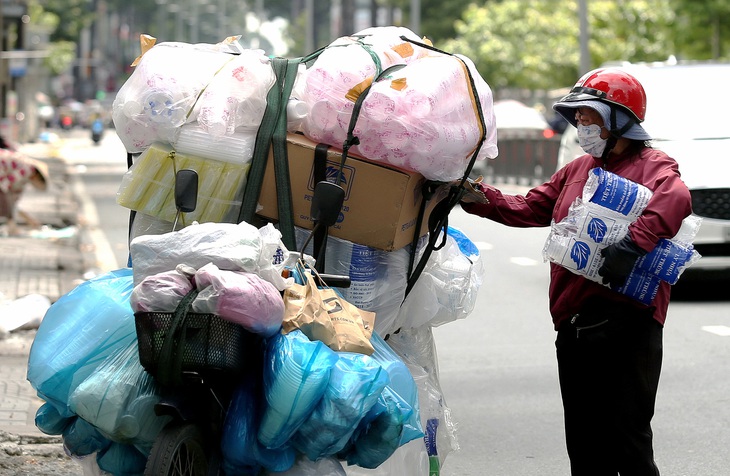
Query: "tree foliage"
28 0 730 92
441 0 675 90
670 0 730 59
38 0 95 42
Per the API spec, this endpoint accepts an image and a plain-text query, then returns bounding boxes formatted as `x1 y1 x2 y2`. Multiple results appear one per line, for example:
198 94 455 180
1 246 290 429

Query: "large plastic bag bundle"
191 262 285 337
116 143 250 225
291 352 390 460
130 266 194 312
294 227 410 338
387 326 460 471
112 40 241 153
258 330 338 449
222 379 296 475
352 53 498 181
192 48 276 137
68 340 170 453
337 332 423 468
297 27 427 145
296 27 497 181
129 221 262 286
27 268 136 418
398 226 484 330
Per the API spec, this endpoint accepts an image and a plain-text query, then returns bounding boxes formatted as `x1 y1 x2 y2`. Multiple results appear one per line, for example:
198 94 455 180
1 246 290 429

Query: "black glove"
598 235 648 289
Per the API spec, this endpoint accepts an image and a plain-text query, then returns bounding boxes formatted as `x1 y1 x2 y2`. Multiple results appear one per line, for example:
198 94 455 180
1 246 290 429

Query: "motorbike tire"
144 422 210 476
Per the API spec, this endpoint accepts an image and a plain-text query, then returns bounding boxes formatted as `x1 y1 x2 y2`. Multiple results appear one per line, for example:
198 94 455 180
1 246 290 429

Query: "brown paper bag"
318 287 375 355
282 270 375 355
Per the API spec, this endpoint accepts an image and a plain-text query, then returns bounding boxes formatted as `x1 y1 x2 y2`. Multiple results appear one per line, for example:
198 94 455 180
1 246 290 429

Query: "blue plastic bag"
339 386 413 469
35 402 73 435
27 268 136 418
291 352 389 460
96 442 148 476
257 330 338 449
69 339 170 453
63 416 112 457
221 379 296 475
368 332 423 446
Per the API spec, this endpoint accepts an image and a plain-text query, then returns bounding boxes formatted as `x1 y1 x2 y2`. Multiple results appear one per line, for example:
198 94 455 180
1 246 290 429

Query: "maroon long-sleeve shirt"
462 146 692 329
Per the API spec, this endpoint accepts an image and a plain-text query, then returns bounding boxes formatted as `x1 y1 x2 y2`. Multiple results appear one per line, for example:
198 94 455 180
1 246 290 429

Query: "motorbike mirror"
310 180 344 227
172 169 198 230
175 169 198 213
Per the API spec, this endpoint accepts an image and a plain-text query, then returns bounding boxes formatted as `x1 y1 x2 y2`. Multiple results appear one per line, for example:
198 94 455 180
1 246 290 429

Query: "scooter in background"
91 119 104 145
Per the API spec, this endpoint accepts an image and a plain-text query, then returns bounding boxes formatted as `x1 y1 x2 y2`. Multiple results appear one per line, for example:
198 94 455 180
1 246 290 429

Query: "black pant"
556 302 663 476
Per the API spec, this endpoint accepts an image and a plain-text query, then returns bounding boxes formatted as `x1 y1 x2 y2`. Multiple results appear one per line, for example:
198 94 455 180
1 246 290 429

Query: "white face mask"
576 124 608 157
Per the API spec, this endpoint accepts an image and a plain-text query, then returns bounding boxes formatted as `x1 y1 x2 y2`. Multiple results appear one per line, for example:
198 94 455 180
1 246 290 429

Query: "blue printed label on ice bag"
589 168 640 216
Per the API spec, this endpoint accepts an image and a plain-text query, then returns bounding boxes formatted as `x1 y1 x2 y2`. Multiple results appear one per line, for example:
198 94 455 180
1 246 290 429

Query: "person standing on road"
0 140 49 236
460 68 692 475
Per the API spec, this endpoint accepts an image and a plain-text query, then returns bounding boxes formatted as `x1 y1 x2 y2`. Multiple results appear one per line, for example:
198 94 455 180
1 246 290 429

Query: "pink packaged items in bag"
192 263 285 337
130 266 195 312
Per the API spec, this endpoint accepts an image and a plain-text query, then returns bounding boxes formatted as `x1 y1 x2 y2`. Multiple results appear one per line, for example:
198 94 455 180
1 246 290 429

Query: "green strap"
238 57 301 250
272 58 301 250
239 63 285 225
157 288 200 387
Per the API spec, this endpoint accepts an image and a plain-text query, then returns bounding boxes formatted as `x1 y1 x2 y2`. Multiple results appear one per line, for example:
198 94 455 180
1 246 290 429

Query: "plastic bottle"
143 89 187 127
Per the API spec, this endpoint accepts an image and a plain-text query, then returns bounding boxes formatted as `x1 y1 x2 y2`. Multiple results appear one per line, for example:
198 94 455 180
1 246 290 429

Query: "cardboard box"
257 133 446 251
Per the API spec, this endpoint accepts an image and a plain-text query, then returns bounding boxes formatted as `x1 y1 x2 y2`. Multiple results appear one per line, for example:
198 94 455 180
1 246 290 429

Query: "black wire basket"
135 309 249 386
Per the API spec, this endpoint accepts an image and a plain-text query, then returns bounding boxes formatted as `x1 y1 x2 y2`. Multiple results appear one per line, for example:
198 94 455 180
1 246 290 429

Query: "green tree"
442 0 674 90
389 0 474 42
670 0 730 59
38 0 96 42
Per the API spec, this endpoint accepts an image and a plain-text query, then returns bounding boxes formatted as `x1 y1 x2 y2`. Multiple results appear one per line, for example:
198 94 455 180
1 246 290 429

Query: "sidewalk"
0 140 92 441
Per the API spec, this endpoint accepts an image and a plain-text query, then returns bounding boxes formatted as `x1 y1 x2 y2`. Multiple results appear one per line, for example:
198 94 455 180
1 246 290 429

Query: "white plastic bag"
129 221 262 286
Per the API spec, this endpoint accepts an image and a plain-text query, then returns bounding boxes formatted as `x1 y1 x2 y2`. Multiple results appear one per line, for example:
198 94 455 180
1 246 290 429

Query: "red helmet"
560 68 647 122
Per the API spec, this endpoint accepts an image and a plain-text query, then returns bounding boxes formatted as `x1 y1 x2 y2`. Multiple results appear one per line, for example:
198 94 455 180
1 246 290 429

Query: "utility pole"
578 0 590 74
410 0 420 35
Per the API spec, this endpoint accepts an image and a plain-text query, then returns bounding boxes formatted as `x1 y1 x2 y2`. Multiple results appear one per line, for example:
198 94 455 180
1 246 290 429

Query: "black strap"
398 36 488 298
312 143 331 270
157 288 200 387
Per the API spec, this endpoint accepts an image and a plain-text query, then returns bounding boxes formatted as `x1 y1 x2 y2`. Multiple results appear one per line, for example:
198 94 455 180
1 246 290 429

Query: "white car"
555 62 730 282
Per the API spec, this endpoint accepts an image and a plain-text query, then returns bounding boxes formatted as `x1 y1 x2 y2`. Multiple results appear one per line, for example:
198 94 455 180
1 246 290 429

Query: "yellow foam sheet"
117 143 250 224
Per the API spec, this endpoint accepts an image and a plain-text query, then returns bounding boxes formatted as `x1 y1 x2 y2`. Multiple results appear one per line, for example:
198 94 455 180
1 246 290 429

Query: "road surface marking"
72 176 120 271
701 325 730 336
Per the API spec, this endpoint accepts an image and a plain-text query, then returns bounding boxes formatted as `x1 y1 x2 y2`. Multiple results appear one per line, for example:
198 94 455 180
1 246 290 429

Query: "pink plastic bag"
192 263 284 337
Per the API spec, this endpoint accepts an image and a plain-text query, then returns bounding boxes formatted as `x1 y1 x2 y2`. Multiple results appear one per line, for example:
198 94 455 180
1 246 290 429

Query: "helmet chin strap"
600 106 637 164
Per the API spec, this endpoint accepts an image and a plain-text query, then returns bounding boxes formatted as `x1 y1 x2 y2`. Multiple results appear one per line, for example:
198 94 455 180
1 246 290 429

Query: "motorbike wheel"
145 423 210 476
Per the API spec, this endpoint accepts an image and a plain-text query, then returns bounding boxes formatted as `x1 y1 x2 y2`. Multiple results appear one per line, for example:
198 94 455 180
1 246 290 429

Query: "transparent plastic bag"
399 226 484 329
